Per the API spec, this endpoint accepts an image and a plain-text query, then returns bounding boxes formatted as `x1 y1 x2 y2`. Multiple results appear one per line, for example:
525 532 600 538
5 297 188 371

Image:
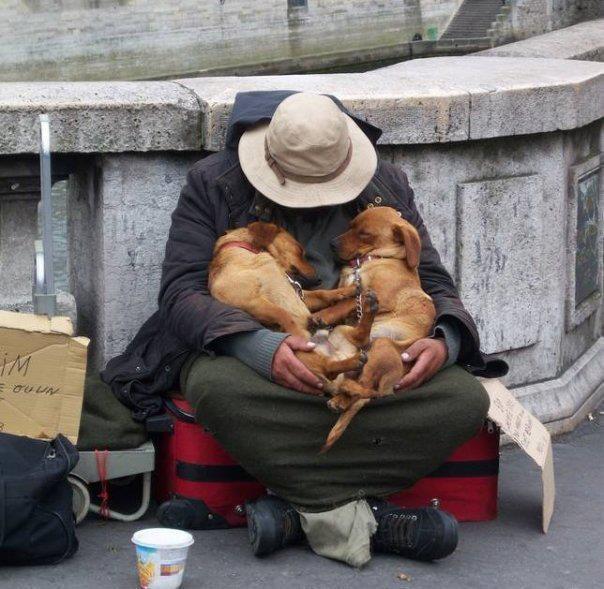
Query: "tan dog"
208 222 378 396
318 206 436 451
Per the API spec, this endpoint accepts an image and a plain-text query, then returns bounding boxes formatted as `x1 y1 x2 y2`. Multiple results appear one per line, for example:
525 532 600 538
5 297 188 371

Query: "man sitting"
103 91 505 567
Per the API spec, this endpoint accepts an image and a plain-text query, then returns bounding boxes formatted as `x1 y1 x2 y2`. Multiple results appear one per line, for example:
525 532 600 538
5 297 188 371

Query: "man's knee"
182 355 254 406
435 367 490 438
461 378 489 429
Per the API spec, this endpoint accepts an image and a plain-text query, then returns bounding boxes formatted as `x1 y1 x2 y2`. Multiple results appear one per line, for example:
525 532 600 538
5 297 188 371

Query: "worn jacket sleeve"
390 169 482 366
158 164 263 350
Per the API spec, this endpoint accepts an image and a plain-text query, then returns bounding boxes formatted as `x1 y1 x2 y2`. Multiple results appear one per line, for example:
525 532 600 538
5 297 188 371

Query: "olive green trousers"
181 355 489 512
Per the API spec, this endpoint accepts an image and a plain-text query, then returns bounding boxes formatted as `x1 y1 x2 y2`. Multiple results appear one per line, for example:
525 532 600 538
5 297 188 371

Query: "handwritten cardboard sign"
481 378 555 533
0 310 89 444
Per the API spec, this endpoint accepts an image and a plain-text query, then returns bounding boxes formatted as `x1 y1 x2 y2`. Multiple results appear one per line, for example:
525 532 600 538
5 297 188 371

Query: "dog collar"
217 241 261 255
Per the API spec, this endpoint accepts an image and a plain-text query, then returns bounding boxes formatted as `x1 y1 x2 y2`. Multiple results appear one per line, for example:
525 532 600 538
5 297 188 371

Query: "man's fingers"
271 340 323 395
397 351 432 389
406 356 441 390
285 374 324 396
286 336 316 352
401 339 428 362
285 353 324 391
272 366 323 396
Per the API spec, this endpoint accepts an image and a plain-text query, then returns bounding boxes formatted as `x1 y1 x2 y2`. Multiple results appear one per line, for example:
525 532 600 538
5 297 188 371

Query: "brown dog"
319 206 436 451
208 222 378 397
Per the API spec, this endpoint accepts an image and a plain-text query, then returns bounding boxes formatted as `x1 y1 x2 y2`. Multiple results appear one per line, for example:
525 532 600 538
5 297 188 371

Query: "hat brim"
238 115 377 208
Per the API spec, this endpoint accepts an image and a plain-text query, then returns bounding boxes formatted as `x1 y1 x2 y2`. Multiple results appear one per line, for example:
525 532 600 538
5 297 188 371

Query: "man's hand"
394 338 448 391
271 336 324 396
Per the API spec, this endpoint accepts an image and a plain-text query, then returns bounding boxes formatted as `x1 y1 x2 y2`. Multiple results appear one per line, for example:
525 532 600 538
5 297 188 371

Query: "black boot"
370 499 458 561
245 496 304 557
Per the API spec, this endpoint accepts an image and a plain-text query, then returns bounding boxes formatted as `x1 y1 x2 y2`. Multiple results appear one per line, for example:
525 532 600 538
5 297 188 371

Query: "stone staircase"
441 0 511 41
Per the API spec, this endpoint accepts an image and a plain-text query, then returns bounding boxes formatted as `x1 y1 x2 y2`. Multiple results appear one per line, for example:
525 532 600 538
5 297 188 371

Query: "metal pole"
33 114 57 317
39 114 55 296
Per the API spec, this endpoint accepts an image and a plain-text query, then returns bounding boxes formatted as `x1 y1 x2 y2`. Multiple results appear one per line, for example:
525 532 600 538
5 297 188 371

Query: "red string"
94 449 110 519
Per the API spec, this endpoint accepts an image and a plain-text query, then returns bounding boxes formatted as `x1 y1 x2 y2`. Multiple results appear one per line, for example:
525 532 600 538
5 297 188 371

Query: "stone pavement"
1 411 602 589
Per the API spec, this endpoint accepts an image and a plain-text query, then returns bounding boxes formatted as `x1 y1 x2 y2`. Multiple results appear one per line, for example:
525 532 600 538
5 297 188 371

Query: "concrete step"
441 0 508 40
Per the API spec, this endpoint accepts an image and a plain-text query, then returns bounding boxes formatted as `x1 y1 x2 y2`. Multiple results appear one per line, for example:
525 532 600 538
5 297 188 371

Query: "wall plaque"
567 154 602 331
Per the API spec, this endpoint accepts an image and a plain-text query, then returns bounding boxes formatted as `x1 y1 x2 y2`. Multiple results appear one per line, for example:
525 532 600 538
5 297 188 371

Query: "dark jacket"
101 90 508 421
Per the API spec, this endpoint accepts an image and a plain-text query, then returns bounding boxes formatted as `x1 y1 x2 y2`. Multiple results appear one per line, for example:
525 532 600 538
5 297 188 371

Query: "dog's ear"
248 222 281 249
392 221 421 269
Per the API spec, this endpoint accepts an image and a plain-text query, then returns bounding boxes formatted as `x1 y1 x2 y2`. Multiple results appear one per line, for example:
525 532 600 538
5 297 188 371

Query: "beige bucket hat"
238 93 377 208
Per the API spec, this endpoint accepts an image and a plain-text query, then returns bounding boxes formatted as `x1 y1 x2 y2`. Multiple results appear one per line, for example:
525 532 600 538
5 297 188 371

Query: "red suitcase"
388 423 500 521
155 398 499 527
154 397 266 528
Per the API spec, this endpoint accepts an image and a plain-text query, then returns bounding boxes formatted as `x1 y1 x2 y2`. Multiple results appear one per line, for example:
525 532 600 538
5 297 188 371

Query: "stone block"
456 174 544 355
0 194 37 306
0 82 201 154
393 56 604 140
478 18 604 61
465 58 604 140
70 152 200 368
179 72 472 149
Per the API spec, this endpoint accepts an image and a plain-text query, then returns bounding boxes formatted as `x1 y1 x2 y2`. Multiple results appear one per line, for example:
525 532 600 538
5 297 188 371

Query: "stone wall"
0 0 462 82
492 0 601 44
0 21 602 433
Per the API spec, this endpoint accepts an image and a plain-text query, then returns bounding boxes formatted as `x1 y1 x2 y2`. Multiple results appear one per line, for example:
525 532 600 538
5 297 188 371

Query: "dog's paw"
358 350 368 368
327 397 344 413
338 285 356 300
363 290 379 314
308 314 329 331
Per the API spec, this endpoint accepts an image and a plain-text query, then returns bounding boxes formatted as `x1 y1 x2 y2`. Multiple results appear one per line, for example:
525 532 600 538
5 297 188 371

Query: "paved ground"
2 410 602 589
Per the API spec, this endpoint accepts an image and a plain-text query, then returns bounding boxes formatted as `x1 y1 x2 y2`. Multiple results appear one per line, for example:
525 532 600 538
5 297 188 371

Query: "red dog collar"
217 241 261 255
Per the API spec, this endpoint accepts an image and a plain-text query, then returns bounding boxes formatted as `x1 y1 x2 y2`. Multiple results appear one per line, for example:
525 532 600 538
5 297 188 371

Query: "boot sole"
414 510 458 561
245 501 281 557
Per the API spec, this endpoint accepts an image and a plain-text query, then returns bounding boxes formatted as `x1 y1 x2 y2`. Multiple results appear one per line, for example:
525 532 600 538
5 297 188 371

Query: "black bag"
0 432 79 565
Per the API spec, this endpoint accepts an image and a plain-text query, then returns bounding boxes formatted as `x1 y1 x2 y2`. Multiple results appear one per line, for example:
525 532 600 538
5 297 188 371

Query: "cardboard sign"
481 378 555 533
0 311 89 444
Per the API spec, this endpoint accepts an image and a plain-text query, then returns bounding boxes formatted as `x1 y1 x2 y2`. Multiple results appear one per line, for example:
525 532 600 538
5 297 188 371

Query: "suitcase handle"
163 398 197 424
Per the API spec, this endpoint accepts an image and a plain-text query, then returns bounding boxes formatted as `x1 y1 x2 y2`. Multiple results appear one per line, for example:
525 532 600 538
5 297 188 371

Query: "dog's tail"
320 397 371 453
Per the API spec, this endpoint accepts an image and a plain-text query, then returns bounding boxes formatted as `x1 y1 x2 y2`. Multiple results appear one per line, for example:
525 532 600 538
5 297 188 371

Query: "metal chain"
354 257 363 321
286 274 305 300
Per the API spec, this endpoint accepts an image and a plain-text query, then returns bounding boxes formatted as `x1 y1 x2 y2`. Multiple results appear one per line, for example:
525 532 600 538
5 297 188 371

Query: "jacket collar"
216 158 400 224
249 191 275 222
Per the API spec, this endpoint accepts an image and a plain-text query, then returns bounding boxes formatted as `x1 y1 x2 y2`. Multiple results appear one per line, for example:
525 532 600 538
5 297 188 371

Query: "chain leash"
286 274 305 300
354 257 363 321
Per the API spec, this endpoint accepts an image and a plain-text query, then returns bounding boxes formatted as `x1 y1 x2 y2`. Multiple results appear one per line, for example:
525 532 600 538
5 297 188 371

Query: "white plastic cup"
132 528 194 589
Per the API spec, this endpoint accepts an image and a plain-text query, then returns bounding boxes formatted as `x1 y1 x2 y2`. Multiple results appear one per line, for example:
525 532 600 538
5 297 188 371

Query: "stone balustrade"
0 21 602 434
